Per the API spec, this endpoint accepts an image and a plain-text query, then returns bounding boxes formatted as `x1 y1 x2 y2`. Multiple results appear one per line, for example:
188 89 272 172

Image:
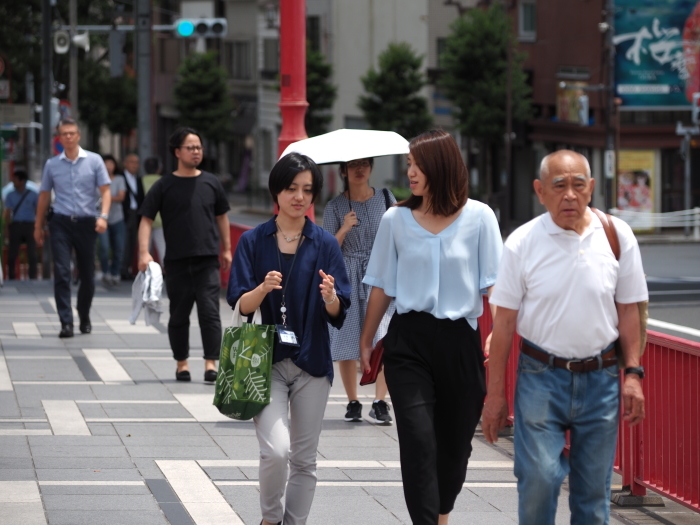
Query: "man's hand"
34 225 45 247
138 251 154 272
221 249 232 273
360 341 373 375
482 394 510 443
622 375 645 426
484 332 493 365
95 217 108 234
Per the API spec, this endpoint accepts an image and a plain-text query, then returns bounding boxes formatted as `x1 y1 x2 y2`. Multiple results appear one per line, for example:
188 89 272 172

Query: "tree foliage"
305 46 337 137
358 42 432 139
439 4 531 143
173 51 232 143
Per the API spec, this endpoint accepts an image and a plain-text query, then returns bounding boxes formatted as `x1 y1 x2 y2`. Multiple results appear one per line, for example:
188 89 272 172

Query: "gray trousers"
254 358 331 525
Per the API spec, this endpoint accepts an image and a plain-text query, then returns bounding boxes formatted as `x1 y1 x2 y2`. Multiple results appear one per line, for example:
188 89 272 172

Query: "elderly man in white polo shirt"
482 150 647 525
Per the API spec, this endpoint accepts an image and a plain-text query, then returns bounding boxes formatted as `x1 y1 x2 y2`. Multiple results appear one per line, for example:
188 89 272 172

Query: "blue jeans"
97 220 126 276
514 350 620 525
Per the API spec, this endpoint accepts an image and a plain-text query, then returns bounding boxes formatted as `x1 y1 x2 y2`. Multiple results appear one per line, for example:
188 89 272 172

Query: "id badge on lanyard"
275 234 303 348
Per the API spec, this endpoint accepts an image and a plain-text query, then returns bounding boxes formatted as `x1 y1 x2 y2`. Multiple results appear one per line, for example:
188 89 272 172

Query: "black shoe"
176 370 191 381
369 400 393 425
59 324 74 338
204 370 217 383
79 318 91 334
344 400 363 422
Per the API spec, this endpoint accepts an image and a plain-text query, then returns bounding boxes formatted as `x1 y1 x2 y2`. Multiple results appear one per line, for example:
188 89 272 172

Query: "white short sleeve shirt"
489 209 648 359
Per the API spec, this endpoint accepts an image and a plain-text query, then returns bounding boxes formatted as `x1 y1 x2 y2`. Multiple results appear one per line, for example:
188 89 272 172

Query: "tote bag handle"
231 300 262 327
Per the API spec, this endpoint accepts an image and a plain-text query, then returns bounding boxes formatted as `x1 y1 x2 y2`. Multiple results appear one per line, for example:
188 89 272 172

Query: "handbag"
213 302 276 420
590 207 649 367
359 338 385 386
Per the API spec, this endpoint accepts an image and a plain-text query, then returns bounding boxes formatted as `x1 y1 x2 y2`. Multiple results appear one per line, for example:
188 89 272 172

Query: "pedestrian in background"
227 152 350 525
360 130 502 525
121 153 143 280
97 155 126 286
322 157 396 424
34 118 111 338
483 150 647 525
141 156 165 262
3 168 39 280
138 127 231 382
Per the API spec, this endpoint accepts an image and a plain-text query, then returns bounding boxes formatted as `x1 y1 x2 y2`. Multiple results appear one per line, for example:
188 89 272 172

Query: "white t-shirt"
490 209 648 359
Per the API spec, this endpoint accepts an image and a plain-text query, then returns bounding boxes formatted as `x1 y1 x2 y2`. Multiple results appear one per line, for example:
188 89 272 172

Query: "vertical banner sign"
615 0 700 108
617 149 655 217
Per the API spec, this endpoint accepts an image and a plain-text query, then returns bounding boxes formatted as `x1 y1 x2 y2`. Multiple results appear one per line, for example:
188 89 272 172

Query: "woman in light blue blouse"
360 130 502 525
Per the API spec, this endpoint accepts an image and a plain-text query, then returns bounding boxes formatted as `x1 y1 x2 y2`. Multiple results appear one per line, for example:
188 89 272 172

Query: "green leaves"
306 46 337 137
173 51 233 143
439 4 532 142
358 42 432 139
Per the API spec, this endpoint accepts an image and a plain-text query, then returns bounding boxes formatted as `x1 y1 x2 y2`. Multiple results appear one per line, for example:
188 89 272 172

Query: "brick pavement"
1 279 698 524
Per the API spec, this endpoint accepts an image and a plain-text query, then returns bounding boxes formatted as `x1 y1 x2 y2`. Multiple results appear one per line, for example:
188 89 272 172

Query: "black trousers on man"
121 209 139 279
383 310 486 525
8 221 37 279
164 256 222 362
49 214 97 326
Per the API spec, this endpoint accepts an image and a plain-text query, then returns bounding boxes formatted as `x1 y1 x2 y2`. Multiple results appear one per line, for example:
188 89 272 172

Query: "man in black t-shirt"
138 127 232 383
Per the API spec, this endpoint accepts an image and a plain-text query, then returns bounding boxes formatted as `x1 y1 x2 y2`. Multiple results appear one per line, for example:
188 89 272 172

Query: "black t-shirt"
138 171 230 262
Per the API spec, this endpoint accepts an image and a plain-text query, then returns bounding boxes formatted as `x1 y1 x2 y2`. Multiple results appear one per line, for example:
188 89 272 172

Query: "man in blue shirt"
34 118 112 338
3 169 39 280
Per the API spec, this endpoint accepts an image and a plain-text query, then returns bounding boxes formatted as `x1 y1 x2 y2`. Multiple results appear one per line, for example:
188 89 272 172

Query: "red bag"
359 338 384 386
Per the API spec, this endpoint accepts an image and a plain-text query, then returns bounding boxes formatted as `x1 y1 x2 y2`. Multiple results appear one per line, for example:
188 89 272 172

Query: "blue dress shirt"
5 189 38 222
363 200 503 329
227 217 351 383
40 147 110 217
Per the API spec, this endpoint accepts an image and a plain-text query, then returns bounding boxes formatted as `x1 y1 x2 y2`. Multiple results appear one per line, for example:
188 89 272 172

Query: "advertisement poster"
617 150 655 218
556 81 587 123
615 0 700 108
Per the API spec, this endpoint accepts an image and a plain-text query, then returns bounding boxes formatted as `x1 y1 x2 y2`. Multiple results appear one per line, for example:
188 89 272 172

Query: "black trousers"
121 209 139 278
8 221 37 279
49 215 97 326
383 311 486 524
164 256 222 361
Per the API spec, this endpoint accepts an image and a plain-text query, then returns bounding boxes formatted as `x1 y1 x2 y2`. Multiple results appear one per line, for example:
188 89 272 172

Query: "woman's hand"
318 269 336 303
260 271 283 294
341 210 358 231
484 332 493 365
360 341 374 375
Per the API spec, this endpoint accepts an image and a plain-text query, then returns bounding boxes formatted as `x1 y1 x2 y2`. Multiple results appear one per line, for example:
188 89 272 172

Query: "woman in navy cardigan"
227 153 351 525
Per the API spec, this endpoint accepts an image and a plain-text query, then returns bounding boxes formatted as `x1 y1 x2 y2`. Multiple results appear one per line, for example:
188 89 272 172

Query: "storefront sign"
615 0 700 109
617 150 655 218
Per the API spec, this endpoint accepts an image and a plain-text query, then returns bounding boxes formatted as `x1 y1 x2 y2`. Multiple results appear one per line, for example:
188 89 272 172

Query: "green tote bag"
213 302 276 420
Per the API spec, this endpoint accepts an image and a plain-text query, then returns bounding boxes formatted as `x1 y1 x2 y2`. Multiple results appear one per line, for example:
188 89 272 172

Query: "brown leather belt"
521 341 618 372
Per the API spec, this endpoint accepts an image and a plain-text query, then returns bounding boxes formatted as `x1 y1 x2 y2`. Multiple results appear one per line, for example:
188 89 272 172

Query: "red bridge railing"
225 224 700 513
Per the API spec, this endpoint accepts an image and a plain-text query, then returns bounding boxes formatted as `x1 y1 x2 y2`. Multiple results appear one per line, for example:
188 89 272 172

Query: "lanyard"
275 236 304 327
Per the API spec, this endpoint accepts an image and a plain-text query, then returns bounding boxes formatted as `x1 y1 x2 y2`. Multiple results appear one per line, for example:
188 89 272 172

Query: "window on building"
261 129 273 171
262 38 279 79
229 41 252 80
307 16 321 53
519 0 536 42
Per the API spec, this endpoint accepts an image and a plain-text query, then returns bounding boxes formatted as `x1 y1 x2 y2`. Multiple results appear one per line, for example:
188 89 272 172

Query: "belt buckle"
566 359 583 371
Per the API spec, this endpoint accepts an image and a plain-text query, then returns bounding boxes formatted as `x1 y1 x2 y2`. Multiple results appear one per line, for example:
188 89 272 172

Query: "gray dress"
322 189 397 361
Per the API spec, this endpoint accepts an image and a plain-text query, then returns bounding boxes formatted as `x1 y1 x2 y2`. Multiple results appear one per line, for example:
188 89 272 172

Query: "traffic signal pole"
136 0 152 161
277 0 313 221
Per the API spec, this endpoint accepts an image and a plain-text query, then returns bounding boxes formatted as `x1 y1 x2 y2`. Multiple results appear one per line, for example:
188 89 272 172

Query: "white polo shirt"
490 209 648 359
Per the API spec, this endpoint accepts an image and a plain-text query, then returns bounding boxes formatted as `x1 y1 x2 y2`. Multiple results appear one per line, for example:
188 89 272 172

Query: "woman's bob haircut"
399 130 468 216
268 152 324 205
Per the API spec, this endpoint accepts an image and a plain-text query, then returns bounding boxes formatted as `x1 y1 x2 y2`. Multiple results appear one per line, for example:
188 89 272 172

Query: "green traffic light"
176 20 195 37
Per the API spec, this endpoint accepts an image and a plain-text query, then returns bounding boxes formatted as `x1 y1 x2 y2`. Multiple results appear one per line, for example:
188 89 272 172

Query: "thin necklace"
276 219 302 243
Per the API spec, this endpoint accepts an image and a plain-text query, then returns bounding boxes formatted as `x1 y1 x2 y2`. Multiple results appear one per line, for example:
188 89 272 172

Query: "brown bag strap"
590 207 620 261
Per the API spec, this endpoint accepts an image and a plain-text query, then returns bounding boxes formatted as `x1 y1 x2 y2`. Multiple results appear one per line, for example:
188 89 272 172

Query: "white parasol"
279 129 409 165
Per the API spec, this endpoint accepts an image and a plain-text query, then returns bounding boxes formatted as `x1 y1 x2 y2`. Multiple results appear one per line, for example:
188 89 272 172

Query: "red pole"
277 0 314 222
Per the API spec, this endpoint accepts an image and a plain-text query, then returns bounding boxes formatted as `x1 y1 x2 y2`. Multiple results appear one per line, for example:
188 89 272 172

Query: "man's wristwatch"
98 213 109 220
624 366 645 379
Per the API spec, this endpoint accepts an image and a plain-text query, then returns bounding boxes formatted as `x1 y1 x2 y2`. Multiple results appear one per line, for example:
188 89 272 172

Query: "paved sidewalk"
1 280 698 524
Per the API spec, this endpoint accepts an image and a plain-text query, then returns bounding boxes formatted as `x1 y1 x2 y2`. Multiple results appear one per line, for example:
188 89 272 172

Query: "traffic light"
174 18 227 38
692 92 700 125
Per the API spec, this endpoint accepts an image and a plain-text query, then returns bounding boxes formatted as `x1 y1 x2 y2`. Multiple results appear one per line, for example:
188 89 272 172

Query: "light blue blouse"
362 199 502 329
